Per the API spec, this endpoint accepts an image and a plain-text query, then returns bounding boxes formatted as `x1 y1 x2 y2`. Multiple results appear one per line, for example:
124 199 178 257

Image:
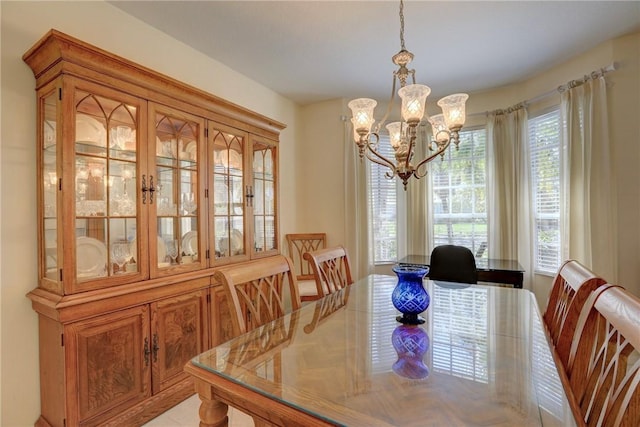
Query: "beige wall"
298 32 640 309
0 1 300 425
297 99 349 247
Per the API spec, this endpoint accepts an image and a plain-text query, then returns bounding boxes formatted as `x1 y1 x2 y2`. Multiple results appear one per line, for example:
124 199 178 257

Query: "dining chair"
428 244 477 284
213 255 301 336
565 285 640 427
303 245 354 298
285 233 327 301
543 259 607 369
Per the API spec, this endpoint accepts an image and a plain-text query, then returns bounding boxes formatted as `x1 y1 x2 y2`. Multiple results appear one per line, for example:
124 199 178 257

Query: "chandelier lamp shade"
348 0 469 189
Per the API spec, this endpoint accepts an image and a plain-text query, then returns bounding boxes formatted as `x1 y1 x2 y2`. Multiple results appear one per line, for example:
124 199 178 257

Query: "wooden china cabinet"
24 30 284 427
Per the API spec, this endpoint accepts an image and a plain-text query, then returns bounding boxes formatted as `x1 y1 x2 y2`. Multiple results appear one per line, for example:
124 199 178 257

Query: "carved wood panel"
151 290 209 394
67 305 151 426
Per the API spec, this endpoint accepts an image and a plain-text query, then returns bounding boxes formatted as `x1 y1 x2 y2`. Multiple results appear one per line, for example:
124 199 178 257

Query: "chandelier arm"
414 168 428 180
366 149 399 180
413 140 452 174
365 144 399 172
373 76 398 134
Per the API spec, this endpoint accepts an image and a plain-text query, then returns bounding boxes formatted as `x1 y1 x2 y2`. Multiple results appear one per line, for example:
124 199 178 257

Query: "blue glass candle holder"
391 325 430 379
391 265 430 324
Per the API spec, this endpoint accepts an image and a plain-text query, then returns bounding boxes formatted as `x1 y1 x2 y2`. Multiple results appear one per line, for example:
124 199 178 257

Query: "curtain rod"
470 63 617 118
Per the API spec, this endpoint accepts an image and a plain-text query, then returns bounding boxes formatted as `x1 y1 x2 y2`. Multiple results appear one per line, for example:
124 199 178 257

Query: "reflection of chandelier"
348 0 468 189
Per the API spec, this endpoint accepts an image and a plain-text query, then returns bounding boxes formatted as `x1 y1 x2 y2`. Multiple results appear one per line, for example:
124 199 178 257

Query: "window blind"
369 135 399 263
431 128 488 257
528 110 561 274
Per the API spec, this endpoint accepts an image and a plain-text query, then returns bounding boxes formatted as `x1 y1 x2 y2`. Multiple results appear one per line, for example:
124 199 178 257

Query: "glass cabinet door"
72 86 143 290
41 86 60 289
152 104 205 275
251 136 278 257
209 123 249 265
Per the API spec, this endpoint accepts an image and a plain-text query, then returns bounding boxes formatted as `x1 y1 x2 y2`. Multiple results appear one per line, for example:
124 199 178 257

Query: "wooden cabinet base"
30 279 214 427
35 380 194 427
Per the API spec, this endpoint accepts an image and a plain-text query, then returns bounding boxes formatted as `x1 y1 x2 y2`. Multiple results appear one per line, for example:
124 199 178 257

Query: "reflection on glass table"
187 275 577 427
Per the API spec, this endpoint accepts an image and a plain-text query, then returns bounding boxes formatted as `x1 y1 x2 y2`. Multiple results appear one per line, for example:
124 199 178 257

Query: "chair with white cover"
303 245 353 298
213 255 301 336
285 233 327 301
565 285 640 427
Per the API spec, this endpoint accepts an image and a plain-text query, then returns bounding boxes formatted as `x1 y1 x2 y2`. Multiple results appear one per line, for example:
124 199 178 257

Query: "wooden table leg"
194 379 229 427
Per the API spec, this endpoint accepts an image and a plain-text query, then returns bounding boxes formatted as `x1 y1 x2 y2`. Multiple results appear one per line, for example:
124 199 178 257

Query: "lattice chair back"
543 259 606 369
304 246 353 298
566 285 640 427
285 233 327 301
213 255 301 336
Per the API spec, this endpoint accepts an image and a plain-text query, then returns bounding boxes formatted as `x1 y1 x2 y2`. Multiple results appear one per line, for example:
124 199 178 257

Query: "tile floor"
142 395 254 427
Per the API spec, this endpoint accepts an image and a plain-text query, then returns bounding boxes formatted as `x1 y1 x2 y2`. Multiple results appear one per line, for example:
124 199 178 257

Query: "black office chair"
429 245 478 284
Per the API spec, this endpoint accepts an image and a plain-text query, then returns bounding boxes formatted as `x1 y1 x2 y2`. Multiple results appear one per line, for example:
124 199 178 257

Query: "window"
431 128 487 257
369 135 404 264
528 109 561 274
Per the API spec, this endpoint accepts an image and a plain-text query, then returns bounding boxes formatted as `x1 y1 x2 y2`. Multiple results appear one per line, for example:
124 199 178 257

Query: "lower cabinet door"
150 289 209 393
66 305 151 426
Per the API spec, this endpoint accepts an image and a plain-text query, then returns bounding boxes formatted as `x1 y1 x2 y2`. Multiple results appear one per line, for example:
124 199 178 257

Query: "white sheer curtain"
406 125 430 257
560 74 617 281
487 106 534 289
343 118 372 280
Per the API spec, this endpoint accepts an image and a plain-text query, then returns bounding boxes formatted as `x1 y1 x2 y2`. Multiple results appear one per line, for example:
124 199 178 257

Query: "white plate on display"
231 229 243 255
76 114 106 145
76 236 107 278
181 231 198 255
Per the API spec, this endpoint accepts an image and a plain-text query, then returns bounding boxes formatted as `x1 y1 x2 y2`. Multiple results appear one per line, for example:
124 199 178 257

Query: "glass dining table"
185 275 578 426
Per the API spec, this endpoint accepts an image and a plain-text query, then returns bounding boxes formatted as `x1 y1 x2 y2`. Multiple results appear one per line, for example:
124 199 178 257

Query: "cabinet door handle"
143 337 150 366
245 185 254 207
142 174 148 204
152 333 159 363
149 175 155 204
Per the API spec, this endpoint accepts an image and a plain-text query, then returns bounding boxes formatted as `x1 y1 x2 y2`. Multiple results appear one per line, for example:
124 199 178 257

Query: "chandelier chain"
399 0 406 50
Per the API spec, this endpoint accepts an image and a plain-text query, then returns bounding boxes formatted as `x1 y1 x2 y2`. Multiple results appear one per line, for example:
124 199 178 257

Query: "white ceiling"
110 1 640 106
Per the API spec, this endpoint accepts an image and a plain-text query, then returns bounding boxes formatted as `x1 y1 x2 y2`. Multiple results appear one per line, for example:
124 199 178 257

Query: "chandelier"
348 0 469 189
